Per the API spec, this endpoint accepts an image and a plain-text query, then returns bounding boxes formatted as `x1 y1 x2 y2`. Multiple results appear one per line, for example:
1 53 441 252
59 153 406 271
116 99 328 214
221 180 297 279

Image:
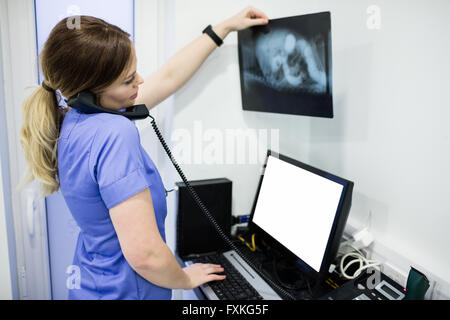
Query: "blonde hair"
19 16 133 197
19 85 64 196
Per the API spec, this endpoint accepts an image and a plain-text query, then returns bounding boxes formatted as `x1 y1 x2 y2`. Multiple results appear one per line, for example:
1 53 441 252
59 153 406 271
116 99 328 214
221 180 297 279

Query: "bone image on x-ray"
252 29 327 94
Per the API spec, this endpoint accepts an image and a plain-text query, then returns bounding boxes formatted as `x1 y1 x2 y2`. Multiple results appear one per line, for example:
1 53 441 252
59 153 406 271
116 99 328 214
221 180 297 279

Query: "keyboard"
186 250 282 300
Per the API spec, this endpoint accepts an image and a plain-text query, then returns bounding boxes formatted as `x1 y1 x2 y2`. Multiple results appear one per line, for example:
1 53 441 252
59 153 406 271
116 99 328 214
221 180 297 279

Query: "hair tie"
41 81 54 92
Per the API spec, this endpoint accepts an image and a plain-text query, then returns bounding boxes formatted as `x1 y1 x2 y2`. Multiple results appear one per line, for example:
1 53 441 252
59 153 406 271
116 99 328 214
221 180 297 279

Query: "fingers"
227 6 268 32
203 263 224 274
245 7 269 27
247 6 269 21
185 263 226 288
199 263 226 282
247 18 269 27
208 274 227 282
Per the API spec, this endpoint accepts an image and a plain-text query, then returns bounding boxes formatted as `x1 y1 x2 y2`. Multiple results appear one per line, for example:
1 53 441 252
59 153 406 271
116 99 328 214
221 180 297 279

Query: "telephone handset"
67 90 149 120
67 90 295 300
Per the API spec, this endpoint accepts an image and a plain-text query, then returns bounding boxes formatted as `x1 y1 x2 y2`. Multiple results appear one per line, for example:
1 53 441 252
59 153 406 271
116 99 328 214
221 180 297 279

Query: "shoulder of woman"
87 113 140 143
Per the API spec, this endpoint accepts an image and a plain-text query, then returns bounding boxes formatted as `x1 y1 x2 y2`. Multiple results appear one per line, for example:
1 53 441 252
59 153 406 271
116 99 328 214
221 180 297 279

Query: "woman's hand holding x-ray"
221 6 269 32
136 6 269 110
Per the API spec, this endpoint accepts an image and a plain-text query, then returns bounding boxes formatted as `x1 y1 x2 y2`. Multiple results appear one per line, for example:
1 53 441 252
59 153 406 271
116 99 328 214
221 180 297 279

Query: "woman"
20 7 268 300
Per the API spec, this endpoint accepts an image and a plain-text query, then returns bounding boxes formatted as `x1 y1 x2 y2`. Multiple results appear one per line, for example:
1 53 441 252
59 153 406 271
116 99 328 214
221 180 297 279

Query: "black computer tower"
175 178 232 259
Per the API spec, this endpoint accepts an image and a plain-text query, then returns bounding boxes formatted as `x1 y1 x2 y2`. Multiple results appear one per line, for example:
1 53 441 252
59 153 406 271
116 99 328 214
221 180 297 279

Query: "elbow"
124 244 166 272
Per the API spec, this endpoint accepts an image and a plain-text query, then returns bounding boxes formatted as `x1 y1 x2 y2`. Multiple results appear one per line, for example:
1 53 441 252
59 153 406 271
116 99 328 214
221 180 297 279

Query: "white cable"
339 244 381 280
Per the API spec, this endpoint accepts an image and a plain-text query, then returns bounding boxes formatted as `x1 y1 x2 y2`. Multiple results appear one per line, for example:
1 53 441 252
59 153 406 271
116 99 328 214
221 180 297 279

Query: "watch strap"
202 24 223 47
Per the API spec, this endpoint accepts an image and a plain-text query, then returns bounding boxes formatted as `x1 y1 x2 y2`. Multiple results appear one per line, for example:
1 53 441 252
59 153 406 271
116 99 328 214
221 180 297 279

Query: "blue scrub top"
58 108 172 300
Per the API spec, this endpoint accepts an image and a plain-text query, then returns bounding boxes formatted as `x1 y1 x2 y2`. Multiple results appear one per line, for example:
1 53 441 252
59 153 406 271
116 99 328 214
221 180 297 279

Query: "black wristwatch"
202 24 223 47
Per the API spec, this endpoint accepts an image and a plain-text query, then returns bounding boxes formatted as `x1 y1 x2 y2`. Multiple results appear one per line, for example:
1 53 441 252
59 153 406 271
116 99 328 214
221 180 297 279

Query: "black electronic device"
66 90 297 300
67 90 149 120
248 151 354 288
320 269 406 300
175 178 232 259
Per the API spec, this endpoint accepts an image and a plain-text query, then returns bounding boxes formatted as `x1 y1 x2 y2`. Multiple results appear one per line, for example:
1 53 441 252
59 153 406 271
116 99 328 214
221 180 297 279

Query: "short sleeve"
89 116 151 209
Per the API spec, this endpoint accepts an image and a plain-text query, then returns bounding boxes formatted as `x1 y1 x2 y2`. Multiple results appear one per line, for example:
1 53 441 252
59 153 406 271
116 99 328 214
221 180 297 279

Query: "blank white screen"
252 156 344 272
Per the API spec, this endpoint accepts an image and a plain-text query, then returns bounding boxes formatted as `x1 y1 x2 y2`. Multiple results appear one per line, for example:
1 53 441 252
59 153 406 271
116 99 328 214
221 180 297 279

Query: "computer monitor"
249 150 354 278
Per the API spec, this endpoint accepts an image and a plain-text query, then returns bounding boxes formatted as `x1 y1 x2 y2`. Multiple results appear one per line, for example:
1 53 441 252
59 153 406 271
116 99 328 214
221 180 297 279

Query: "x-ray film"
238 12 333 118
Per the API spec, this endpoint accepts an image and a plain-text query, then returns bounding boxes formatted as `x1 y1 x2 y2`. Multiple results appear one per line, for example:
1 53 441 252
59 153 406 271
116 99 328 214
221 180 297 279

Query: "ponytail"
18 15 133 197
19 85 63 197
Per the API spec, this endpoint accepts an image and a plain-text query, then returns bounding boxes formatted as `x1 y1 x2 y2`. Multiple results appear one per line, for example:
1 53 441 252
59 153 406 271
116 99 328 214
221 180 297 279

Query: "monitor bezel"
248 150 354 279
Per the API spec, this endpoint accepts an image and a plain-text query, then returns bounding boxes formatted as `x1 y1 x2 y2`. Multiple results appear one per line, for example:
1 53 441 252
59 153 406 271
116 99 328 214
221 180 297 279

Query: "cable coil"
338 244 380 280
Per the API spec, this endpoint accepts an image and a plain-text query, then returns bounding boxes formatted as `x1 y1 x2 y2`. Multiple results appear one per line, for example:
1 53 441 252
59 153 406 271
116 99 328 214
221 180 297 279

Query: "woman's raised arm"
135 6 269 110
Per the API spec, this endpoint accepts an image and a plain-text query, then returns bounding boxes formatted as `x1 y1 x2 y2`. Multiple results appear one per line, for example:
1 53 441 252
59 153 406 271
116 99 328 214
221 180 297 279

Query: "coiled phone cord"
147 114 296 301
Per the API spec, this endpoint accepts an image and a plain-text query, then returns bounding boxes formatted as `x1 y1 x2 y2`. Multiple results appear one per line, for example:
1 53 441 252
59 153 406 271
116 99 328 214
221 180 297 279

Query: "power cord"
238 233 256 252
338 243 380 280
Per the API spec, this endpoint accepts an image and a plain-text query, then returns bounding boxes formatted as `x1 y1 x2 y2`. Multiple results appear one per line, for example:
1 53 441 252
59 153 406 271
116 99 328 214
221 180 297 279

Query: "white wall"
170 0 450 290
